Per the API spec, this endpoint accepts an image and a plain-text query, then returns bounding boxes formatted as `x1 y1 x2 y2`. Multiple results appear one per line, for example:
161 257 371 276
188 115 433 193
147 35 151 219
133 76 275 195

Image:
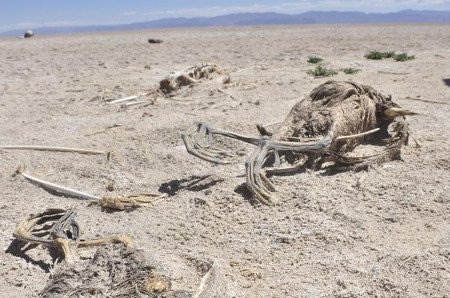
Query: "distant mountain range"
2 10 450 36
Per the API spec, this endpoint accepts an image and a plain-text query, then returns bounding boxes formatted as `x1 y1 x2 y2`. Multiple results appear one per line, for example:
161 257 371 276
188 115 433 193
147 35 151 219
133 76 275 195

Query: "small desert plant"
307 56 323 64
382 51 396 58
393 52 415 61
365 51 384 60
307 65 337 77
342 67 360 74
365 51 396 60
365 50 415 62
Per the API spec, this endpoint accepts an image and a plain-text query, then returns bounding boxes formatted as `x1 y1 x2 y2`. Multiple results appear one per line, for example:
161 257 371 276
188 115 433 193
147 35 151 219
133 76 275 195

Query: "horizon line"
2 8 450 35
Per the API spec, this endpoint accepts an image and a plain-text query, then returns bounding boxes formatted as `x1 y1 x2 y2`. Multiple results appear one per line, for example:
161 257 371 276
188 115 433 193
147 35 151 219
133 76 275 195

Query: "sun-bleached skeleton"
13 208 133 263
182 81 416 205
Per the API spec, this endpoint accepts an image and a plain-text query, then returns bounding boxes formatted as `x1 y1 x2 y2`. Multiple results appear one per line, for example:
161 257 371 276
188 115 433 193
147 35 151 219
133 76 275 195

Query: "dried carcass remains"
182 81 416 205
159 63 229 95
13 208 133 263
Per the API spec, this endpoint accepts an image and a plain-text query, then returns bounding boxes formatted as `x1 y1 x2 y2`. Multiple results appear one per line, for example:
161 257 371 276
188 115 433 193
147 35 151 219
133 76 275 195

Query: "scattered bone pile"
106 63 230 107
158 63 230 95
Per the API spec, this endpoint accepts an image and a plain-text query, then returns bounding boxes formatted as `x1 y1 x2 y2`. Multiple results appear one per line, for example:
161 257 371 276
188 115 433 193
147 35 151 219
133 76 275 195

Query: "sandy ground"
0 24 449 297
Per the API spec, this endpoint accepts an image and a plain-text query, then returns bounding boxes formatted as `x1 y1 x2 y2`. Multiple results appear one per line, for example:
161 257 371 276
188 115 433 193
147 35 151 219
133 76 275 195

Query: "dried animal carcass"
40 243 178 297
40 244 224 298
182 81 416 205
13 208 133 263
159 63 229 95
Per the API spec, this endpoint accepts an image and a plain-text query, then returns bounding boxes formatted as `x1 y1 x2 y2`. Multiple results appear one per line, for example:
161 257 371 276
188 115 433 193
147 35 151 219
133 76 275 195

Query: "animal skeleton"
13 208 133 263
182 81 416 205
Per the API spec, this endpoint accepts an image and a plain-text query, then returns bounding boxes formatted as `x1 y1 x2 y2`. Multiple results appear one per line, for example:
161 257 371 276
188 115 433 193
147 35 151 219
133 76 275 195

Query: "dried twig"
0 145 106 155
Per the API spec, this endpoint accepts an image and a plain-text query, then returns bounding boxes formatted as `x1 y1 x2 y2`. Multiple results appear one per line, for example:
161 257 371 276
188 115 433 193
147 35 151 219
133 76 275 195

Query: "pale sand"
0 24 449 297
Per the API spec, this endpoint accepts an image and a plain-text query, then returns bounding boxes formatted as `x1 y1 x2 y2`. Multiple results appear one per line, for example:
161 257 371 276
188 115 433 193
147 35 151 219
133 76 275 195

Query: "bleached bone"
0 145 106 155
107 95 139 104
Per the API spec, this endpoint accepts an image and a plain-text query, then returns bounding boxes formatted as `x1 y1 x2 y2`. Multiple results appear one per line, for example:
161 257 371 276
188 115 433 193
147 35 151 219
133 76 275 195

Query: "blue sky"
1 0 450 32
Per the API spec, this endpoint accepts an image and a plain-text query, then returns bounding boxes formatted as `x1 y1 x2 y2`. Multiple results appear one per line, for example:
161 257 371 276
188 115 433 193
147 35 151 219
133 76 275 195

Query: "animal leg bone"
54 237 77 263
245 137 333 205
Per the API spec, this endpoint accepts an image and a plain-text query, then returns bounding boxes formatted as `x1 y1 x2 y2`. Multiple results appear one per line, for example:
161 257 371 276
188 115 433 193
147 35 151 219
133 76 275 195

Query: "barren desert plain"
0 23 449 297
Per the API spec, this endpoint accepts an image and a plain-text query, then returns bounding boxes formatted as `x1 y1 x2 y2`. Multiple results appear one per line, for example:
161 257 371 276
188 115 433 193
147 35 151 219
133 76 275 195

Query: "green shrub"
307 56 323 64
365 50 415 62
365 51 384 60
382 51 396 58
307 65 337 77
343 67 360 74
393 52 415 61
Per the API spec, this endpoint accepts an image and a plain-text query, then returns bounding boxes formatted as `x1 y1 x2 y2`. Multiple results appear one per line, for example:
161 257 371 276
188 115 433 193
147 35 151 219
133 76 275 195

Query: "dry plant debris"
19 170 166 211
13 208 133 263
182 80 417 205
